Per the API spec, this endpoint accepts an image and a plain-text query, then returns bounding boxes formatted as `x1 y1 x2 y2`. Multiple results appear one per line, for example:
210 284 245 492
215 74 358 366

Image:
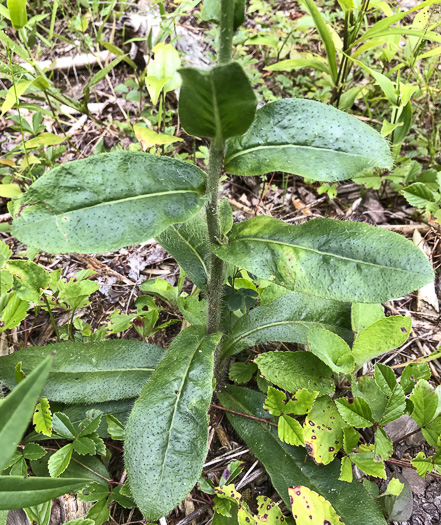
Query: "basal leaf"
304 397 347 465
156 210 210 290
214 217 434 303
308 328 354 374
0 357 52 472
124 326 221 521
218 386 387 525
12 152 205 254
224 99 392 182
0 476 86 510
255 351 335 396
353 316 412 369
289 486 344 525
221 291 352 359
179 63 257 140
0 340 164 403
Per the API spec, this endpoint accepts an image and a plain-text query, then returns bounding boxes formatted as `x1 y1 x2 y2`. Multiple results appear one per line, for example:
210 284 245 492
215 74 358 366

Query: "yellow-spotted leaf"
289 486 345 525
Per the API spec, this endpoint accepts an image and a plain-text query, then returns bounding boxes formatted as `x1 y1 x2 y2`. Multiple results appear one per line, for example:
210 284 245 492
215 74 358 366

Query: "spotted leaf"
289 486 345 524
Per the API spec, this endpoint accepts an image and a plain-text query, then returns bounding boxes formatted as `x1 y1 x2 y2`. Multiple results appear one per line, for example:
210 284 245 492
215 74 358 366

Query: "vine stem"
211 404 278 427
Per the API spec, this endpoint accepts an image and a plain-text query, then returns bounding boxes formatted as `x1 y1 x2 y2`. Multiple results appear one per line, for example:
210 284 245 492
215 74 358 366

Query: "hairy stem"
219 0 235 65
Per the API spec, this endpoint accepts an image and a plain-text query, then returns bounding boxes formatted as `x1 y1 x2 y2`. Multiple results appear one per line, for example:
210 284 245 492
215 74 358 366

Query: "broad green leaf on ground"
7 0 27 28
351 303 384 338
221 291 352 358
229 361 258 384
0 477 86 510
410 379 439 427
289 486 344 525
218 386 387 525
156 210 210 290
124 326 221 521
336 398 374 428
304 397 347 465
308 328 354 373
4 260 50 302
224 99 392 182
179 63 257 140
0 340 164 403
0 357 52 472
352 316 412 368
214 216 434 303
23 443 46 461
255 351 335 395
0 270 13 295
147 43 181 93
12 152 205 254
401 363 431 394
349 452 386 479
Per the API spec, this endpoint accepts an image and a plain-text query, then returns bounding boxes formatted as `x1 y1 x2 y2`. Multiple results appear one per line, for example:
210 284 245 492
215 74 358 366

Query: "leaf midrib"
225 144 377 165
227 236 430 276
168 224 209 279
18 189 202 222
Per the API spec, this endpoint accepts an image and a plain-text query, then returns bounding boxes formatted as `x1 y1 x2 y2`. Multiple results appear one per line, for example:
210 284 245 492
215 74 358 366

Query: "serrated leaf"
421 416 441 447
4 260 50 302
0 357 52 472
124 326 222 521
401 362 430 394
214 217 433 304
156 211 210 290
0 340 164 403
374 428 393 461
411 451 433 478
352 316 412 369
52 412 76 439
375 363 397 396
402 183 438 209
380 384 406 425
229 362 258 384
350 452 386 479
339 456 353 483
221 291 352 359
255 351 335 396
179 63 257 140
289 486 344 525
224 99 392 182
264 387 287 417
33 398 52 436
278 415 304 446
0 477 86 510
218 385 387 525
106 415 125 440
308 328 354 373
23 443 46 461
352 377 388 423
78 413 102 437
0 292 30 332
410 379 438 427
0 240 12 266
12 152 205 254
73 437 96 456
336 398 374 428
304 397 347 465
48 443 74 477
384 478 404 497
87 497 110 525
343 427 360 454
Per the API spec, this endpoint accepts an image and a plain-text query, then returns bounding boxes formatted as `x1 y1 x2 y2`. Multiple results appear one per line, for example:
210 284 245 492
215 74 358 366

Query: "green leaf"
349 452 386 479
224 99 392 182
221 291 352 359
402 183 439 210
0 357 52 472
352 317 412 369
302 0 338 83
421 416 441 447
374 428 393 461
0 292 30 333
23 443 46 461
48 443 74 477
179 63 257 140
156 211 210 290
133 126 182 150
0 183 22 198
33 398 52 436
5 260 50 302
0 476 86 510
265 57 330 74
339 456 353 483
401 362 431 394
289 486 344 525
12 152 205 254
124 326 222 521
139 278 178 307
145 76 170 106
336 398 374 428
343 427 360 454
106 415 124 440
410 379 438 427
278 415 304 446
23 501 52 525
87 497 110 525
379 384 406 425
351 303 384 338
352 377 387 423
7 0 27 28
375 363 397 396
0 271 13 296
304 397 347 465
384 478 404 497
214 216 433 303
148 43 181 93
229 362 258 384
74 437 96 456
26 133 66 149
255 351 334 396
411 451 433 478
0 240 12 266
218 386 387 525
308 328 354 373
0 340 164 403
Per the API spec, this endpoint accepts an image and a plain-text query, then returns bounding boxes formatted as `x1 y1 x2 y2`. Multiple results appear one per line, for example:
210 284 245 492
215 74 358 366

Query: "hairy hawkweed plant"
0 0 435 522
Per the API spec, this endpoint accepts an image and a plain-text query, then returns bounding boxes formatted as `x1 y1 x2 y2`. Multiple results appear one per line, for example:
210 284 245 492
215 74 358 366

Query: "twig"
210 404 277 427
